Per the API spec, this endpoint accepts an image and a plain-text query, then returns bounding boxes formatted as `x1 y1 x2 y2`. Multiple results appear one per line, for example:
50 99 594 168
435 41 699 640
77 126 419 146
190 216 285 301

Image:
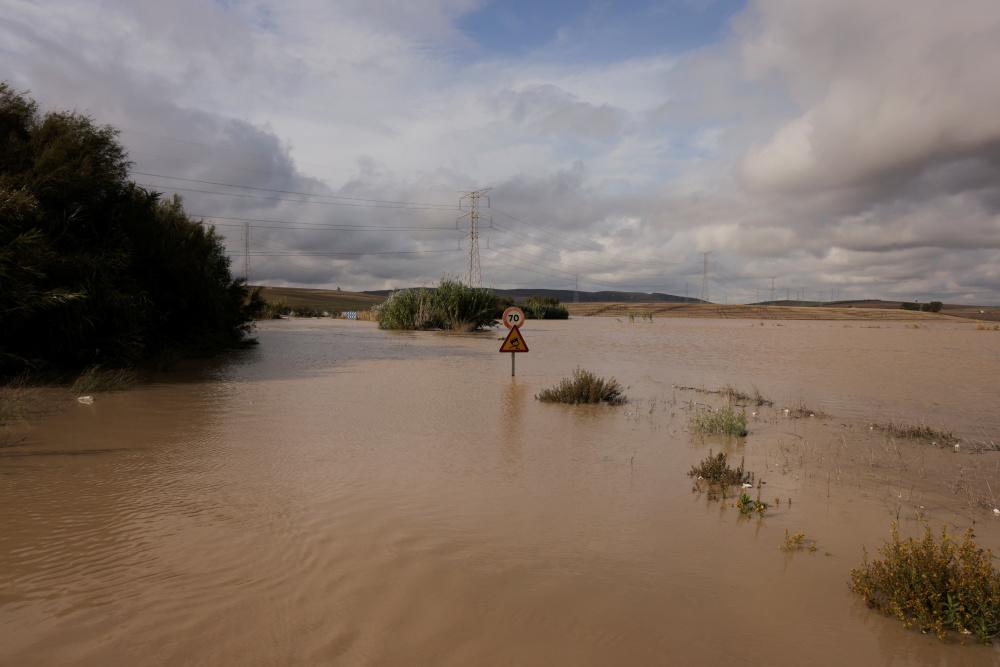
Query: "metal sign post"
499 324 529 376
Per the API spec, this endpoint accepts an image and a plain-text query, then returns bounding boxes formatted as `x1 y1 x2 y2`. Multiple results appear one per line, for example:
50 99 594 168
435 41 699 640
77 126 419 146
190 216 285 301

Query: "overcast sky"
4 0 1000 304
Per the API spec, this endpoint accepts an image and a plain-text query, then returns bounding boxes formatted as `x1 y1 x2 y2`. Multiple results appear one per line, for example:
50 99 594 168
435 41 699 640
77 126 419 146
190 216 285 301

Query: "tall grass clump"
374 279 498 331
433 279 500 330
71 365 137 394
689 405 749 436
536 368 627 405
851 522 1000 644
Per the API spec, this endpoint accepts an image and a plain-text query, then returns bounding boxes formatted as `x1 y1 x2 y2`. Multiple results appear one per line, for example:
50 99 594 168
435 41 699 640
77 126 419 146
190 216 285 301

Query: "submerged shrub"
689 405 749 436
868 419 957 444
850 522 1000 644
687 450 751 486
535 368 627 405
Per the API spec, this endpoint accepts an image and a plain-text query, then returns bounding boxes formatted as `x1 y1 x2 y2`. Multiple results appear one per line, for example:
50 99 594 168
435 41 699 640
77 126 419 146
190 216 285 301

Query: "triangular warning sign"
499 325 529 352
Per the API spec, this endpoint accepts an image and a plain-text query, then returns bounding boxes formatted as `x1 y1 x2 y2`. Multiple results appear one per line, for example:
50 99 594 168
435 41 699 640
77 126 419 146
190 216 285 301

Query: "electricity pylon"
458 188 491 287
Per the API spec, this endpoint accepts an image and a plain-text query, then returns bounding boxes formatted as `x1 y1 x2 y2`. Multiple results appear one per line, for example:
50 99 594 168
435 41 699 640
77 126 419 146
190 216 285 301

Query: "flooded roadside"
2 317 999 665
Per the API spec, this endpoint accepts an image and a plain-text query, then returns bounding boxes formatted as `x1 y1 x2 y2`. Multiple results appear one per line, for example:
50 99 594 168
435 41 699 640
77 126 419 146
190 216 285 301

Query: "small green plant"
71 365 137 394
689 405 749 436
536 368 627 405
850 522 1000 643
780 529 814 552
736 491 769 516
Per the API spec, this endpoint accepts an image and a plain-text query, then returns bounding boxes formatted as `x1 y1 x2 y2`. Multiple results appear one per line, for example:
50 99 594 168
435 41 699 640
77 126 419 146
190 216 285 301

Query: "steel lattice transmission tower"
243 220 252 283
458 188 492 287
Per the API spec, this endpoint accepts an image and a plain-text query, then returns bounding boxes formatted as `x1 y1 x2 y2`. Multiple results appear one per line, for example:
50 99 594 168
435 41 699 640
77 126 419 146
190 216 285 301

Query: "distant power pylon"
458 188 492 287
700 251 712 303
243 221 251 283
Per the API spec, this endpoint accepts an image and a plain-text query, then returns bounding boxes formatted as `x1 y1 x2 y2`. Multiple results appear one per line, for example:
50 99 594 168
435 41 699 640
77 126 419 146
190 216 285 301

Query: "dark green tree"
0 83 260 375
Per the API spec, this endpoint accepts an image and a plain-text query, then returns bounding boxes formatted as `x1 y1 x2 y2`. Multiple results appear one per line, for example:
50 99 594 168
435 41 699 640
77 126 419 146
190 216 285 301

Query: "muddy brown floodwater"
2 318 1000 666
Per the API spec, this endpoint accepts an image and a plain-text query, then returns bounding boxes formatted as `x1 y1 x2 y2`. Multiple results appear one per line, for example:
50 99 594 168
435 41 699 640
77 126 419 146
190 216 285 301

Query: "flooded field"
2 317 1000 665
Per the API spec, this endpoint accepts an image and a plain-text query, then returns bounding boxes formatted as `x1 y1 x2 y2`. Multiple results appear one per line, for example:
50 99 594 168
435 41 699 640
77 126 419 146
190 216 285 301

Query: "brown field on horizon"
254 285 999 322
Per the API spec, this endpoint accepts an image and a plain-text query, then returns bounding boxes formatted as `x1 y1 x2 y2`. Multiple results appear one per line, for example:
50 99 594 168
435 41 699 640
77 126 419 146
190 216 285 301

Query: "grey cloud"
492 85 626 142
736 0 1000 199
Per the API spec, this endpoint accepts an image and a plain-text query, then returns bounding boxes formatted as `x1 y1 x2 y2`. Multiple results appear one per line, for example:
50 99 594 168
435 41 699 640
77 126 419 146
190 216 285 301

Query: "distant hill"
363 288 703 304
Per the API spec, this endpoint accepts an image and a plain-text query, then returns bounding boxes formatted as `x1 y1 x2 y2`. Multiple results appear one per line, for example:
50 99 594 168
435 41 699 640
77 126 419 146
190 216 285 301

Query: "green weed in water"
850 522 1000 644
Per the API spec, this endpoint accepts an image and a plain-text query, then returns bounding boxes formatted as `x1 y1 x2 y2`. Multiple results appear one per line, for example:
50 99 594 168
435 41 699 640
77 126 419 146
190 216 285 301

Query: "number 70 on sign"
502 306 524 329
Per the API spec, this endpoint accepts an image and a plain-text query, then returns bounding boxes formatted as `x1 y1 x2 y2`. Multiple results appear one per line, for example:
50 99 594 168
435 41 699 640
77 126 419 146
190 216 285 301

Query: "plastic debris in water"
77 396 93 404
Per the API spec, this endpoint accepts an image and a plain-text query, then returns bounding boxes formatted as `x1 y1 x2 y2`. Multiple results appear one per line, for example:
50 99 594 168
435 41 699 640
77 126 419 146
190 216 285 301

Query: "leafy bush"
689 405 749 436
851 522 1000 644
374 279 498 331
900 301 943 312
535 368 627 405
0 83 258 376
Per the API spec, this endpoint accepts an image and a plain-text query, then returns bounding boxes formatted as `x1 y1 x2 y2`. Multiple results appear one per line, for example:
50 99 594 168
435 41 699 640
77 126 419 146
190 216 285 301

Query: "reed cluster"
374 279 499 331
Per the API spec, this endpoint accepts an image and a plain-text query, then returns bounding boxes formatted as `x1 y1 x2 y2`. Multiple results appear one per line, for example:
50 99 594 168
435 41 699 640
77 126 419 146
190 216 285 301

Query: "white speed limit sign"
502 306 525 329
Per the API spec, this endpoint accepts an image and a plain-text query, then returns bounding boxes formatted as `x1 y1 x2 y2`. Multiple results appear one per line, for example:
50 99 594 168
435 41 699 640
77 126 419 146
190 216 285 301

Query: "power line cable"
133 172 456 208
137 183 452 210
